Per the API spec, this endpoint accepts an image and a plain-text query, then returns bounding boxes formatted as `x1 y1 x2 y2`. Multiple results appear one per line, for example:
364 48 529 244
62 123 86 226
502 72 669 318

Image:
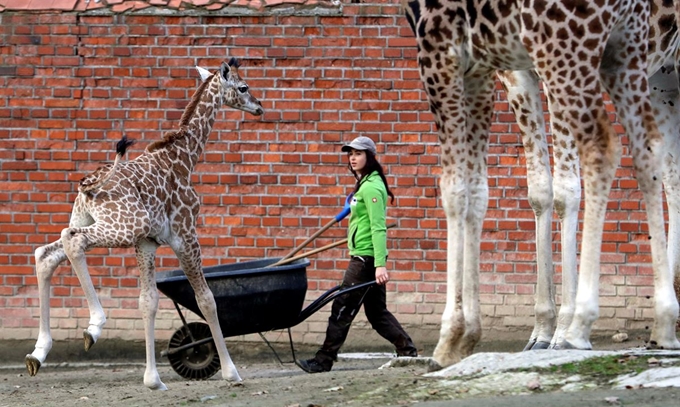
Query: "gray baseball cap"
341 136 377 155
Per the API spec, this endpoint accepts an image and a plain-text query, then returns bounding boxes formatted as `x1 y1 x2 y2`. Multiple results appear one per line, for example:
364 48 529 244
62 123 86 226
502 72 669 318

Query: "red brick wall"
0 4 658 348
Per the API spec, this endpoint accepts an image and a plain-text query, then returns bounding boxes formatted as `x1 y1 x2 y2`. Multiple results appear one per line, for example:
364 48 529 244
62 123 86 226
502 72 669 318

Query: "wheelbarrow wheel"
167 322 221 380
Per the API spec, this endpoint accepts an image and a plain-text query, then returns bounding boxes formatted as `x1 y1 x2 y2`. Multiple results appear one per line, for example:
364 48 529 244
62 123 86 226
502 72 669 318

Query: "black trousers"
314 256 417 366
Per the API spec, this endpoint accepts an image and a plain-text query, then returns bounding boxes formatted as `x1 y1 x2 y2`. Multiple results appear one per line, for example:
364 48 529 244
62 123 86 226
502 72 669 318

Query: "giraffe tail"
79 135 135 193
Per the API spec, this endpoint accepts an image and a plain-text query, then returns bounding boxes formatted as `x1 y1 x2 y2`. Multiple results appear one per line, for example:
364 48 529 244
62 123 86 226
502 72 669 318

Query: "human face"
348 149 367 173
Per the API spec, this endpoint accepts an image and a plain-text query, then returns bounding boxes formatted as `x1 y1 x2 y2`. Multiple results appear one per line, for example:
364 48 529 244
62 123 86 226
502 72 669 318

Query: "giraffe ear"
220 61 230 79
195 66 213 82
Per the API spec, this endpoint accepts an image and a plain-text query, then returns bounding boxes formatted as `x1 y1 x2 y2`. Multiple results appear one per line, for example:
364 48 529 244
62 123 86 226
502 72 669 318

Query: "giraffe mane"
146 129 185 153
146 72 216 152
180 72 215 127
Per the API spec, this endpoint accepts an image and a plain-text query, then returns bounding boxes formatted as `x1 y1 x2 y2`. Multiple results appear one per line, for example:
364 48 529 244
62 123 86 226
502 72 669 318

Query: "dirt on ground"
2 353 680 407
3 335 680 407
1 357 417 407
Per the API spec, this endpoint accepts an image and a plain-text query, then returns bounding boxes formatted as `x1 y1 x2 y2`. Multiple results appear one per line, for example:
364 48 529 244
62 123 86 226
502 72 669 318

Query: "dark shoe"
396 348 418 357
297 358 332 373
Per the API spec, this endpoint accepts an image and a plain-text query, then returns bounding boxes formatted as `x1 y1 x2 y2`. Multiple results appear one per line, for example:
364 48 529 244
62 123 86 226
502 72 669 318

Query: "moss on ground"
534 354 660 383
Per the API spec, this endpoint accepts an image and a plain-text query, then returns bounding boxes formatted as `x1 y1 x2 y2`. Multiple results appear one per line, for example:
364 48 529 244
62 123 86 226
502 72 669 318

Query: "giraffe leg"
498 70 556 351
547 87 581 349
524 2 675 350
599 44 680 350
556 88 618 350
419 60 466 368
172 234 241 381
60 222 137 352
433 170 468 369
25 239 68 376
530 53 621 351
454 71 496 359
651 64 680 325
429 68 495 367
672 0 680 324
27 198 95 374
135 239 167 390
651 65 680 327
61 227 107 350
413 46 473 367
648 64 680 341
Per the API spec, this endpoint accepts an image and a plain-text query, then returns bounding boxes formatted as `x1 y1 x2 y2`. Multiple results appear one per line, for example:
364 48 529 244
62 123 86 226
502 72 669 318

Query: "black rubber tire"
167 322 220 380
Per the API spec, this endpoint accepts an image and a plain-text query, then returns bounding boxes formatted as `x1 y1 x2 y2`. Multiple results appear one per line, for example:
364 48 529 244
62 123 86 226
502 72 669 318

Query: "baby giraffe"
25 58 264 390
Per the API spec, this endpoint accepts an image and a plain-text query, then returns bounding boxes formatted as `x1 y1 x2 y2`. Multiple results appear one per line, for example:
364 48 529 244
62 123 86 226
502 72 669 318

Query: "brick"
0 9 662 347
0 66 16 76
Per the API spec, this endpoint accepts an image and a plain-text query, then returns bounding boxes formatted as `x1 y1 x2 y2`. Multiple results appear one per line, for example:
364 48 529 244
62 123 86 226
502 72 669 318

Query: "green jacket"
347 171 388 267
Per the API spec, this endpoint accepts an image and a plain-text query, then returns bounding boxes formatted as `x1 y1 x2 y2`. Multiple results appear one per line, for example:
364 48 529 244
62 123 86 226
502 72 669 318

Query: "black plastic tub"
156 258 309 337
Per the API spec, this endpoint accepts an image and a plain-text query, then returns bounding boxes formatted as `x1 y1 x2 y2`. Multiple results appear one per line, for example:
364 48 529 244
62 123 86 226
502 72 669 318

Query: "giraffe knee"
439 180 467 218
60 227 77 243
553 181 581 220
193 289 219 319
34 246 51 273
527 188 552 217
60 228 89 257
34 244 64 280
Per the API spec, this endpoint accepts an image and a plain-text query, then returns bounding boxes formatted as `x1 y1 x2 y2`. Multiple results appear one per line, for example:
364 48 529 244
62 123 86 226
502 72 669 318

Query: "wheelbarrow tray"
156 258 309 338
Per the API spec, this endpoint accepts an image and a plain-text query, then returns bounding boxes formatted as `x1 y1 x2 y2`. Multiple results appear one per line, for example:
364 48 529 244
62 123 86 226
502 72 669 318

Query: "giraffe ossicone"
196 65 212 82
25 58 263 390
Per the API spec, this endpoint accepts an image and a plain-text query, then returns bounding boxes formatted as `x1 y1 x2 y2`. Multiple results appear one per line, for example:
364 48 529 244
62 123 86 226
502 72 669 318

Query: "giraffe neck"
171 75 222 173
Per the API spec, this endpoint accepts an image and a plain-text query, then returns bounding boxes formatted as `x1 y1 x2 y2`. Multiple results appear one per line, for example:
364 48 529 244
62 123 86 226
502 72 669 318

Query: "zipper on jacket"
351 227 358 249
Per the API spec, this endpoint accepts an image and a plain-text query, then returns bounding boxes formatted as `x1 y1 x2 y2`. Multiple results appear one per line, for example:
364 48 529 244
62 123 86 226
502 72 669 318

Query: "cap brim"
341 144 354 152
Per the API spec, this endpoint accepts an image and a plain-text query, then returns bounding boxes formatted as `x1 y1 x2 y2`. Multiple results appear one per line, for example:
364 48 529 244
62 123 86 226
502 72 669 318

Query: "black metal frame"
161 280 377 364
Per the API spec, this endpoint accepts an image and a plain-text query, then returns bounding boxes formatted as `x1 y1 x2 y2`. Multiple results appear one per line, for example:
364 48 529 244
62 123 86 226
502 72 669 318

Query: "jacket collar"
359 171 378 185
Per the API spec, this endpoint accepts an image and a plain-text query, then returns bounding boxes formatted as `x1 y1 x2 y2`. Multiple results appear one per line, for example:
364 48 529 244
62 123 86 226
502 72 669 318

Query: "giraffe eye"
238 85 248 93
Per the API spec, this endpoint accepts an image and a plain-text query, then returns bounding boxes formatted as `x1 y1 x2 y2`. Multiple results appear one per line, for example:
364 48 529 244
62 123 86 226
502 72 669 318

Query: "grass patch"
539 355 656 380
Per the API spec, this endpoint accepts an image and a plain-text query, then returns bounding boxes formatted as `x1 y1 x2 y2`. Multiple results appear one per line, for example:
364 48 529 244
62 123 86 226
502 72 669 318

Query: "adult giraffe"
403 0 680 368
25 59 264 390
495 1 680 352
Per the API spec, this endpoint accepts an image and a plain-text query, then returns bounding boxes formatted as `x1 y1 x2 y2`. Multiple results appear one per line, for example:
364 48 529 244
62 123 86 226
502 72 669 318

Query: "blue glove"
334 192 354 222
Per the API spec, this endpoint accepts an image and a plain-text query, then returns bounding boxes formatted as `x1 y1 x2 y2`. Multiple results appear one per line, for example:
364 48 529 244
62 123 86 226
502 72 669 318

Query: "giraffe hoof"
555 339 593 350
147 381 168 391
522 339 537 351
83 330 96 352
531 341 551 350
554 341 575 350
25 354 41 376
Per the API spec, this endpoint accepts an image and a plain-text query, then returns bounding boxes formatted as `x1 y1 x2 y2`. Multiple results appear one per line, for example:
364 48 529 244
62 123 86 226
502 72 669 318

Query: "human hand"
375 266 389 285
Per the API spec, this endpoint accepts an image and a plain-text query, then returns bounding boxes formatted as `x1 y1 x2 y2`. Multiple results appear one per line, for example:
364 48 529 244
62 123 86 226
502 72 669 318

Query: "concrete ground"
3 333 679 406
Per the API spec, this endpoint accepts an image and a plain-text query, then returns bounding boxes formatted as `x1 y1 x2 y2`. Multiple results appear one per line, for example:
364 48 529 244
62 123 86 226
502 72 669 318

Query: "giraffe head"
196 58 264 116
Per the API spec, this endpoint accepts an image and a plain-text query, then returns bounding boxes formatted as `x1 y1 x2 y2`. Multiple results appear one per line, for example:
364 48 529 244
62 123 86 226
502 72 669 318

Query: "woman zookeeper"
297 136 418 374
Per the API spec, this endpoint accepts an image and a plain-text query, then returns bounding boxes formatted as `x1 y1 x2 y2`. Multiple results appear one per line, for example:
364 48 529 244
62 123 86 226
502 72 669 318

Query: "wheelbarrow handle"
294 280 377 325
277 217 338 264
277 193 355 264
269 239 347 267
268 223 397 268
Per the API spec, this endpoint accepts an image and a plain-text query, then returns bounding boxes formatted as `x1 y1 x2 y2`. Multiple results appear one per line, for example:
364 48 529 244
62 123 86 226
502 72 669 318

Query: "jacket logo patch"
372 197 377 203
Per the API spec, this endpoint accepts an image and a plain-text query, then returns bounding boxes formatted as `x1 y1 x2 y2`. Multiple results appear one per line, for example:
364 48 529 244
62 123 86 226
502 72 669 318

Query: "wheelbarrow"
157 195 389 380
156 257 376 379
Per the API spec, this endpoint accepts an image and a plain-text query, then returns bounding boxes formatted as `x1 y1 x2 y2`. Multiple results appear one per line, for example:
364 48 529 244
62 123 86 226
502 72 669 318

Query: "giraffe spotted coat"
25 58 264 391
404 0 680 368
